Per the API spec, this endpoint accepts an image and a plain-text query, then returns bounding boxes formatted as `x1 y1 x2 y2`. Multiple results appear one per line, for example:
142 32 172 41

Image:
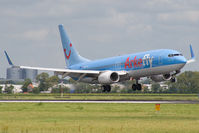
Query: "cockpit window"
168 53 183 57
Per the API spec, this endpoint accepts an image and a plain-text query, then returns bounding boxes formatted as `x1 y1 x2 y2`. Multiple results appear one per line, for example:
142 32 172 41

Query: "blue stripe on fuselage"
69 49 187 71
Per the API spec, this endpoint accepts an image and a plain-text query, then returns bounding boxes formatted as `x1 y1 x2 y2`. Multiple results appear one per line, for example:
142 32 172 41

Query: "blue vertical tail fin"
58 24 89 67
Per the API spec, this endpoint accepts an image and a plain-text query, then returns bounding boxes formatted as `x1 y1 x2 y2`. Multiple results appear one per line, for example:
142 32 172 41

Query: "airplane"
5 24 195 92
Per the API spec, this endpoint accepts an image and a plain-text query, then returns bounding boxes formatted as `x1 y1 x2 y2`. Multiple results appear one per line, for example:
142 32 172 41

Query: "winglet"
4 51 14 66
187 44 195 64
190 44 195 59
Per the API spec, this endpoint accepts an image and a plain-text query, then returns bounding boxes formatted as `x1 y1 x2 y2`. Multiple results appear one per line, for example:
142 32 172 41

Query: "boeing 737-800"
5 24 195 92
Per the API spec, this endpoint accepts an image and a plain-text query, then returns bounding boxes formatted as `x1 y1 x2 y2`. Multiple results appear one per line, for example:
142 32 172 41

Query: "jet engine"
151 74 172 82
98 71 120 84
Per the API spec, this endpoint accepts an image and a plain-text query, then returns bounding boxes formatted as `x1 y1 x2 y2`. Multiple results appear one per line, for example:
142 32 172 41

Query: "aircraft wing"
19 65 100 76
19 65 126 76
7 65 127 82
4 51 127 79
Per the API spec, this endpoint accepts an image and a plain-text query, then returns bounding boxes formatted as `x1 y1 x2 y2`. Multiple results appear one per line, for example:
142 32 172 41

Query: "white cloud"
158 11 199 23
128 24 152 33
0 0 199 77
17 29 49 41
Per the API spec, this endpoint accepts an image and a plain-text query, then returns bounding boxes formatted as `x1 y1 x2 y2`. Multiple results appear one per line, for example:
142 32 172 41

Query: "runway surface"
0 100 198 104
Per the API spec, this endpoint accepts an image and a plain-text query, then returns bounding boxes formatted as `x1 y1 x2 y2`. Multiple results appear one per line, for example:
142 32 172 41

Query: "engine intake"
151 74 172 82
98 71 120 84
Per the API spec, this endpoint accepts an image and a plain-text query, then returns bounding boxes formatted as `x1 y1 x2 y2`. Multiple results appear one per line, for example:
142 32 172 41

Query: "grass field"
0 93 199 101
0 103 199 133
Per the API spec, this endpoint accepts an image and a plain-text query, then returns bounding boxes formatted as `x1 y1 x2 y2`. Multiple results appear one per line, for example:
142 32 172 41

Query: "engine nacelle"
151 74 172 82
98 71 120 84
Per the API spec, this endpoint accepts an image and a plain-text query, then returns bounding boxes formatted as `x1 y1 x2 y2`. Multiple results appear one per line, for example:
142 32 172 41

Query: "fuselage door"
115 60 121 71
158 56 163 64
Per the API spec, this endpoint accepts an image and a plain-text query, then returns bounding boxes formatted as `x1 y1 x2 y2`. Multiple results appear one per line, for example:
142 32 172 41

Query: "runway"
0 100 198 104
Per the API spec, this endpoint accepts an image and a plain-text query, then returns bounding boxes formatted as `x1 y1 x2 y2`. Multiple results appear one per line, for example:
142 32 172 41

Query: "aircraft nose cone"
179 56 187 64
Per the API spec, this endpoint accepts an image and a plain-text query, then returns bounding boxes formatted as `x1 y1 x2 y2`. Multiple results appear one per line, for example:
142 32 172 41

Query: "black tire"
137 84 142 91
102 85 111 92
106 85 111 92
132 84 137 91
102 88 106 92
102 85 106 92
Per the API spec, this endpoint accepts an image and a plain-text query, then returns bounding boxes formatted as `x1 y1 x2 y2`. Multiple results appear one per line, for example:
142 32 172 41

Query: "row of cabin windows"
168 53 183 57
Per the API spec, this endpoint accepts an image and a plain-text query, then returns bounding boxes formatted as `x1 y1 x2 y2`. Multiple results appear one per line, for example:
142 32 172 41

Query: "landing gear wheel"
170 77 176 83
137 84 142 91
132 84 137 91
102 85 111 92
106 85 111 92
132 83 142 91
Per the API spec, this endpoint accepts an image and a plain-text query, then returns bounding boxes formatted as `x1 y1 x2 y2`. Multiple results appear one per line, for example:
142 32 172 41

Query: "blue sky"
0 0 199 77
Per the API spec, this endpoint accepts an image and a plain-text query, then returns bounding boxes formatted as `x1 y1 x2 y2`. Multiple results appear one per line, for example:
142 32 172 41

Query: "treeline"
140 71 199 93
167 71 199 93
2 71 199 94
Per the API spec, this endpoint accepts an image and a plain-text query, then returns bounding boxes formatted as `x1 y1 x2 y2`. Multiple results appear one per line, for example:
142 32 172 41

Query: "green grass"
0 103 199 133
0 93 199 101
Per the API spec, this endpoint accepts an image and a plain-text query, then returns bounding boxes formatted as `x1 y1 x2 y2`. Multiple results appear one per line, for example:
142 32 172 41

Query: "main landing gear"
132 80 142 91
102 85 111 92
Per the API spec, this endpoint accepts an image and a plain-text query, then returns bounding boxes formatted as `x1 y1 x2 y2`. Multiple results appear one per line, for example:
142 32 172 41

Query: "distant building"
0 84 23 94
143 84 152 91
27 83 34 92
55 83 75 90
7 67 23 81
23 69 38 82
143 83 169 91
6 67 38 82
160 83 169 90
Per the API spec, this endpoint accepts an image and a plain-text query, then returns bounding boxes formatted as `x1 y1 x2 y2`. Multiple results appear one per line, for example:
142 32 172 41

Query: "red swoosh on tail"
64 49 71 59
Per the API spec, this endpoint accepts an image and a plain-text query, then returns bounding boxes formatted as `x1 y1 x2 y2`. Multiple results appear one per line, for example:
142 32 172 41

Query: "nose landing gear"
170 77 176 83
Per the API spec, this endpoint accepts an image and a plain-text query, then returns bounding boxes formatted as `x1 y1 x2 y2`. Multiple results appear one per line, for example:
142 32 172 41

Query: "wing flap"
19 66 127 78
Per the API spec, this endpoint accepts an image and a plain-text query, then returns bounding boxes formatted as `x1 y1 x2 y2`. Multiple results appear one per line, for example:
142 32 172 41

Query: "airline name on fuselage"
124 54 153 69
